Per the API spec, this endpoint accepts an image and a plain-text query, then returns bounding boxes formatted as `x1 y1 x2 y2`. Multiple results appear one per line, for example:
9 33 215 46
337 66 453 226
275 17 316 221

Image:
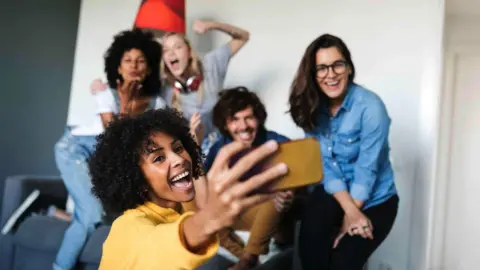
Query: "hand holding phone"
231 138 323 192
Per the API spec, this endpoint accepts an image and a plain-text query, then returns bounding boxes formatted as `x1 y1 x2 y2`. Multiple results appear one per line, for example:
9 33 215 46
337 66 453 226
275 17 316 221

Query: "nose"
326 67 336 78
132 60 139 69
238 119 248 130
169 152 185 169
166 51 175 59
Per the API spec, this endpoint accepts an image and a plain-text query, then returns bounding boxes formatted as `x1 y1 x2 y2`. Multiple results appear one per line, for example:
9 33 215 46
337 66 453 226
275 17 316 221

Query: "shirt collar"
319 82 357 115
133 201 181 223
340 82 357 112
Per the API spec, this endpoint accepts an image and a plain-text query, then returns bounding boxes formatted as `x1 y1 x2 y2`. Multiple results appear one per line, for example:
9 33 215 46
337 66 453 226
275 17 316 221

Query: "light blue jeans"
53 128 103 270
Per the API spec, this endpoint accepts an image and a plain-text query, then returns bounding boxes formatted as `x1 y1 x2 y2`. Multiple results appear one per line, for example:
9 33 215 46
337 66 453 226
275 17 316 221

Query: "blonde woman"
161 20 249 153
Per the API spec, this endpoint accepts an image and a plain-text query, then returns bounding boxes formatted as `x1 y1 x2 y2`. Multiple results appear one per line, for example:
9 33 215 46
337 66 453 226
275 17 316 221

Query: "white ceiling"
447 0 480 16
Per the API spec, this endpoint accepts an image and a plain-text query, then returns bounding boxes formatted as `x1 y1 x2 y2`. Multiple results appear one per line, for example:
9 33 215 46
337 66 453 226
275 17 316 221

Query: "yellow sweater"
99 202 219 270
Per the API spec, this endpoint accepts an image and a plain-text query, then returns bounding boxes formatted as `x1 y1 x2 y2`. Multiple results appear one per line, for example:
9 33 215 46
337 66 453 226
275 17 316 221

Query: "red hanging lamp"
134 0 185 34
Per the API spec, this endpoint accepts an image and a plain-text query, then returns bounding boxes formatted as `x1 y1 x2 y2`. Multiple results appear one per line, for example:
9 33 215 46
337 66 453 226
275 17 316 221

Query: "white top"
161 44 232 139
71 89 166 136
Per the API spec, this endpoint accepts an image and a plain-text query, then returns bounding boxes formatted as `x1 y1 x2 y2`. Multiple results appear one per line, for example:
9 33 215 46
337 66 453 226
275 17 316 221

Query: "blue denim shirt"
204 129 290 174
306 83 397 209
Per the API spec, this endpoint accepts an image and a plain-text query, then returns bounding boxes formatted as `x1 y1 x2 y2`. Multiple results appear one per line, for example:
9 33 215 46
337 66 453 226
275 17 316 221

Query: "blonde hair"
160 32 204 112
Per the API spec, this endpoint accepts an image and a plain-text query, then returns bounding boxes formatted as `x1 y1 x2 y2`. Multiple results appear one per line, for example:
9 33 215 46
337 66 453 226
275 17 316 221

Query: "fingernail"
266 140 278 150
277 163 288 173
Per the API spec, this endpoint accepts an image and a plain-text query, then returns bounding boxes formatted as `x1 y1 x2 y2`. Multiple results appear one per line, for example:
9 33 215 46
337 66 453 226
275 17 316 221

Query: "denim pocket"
334 131 361 161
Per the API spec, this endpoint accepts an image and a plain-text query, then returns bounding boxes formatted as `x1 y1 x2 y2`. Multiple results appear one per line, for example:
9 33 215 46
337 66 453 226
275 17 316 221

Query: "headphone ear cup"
174 80 185 93
186 76 202 92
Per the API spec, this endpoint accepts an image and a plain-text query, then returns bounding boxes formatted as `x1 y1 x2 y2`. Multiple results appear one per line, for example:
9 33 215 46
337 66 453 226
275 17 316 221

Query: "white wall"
186 1 444 269
67 0 446 269
67 0 141 126
429 14 480 269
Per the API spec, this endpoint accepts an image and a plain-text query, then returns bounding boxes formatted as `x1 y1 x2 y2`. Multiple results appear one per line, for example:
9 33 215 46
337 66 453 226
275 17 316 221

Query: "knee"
76 207 102 231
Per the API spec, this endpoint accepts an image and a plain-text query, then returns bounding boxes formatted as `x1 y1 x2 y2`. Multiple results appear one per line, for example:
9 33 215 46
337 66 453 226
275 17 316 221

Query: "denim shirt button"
328 146 332 151
348 138 353 143
332 162 337 166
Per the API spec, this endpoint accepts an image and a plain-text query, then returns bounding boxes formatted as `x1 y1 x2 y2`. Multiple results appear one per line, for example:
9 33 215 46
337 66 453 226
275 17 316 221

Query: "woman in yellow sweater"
88 108 288 270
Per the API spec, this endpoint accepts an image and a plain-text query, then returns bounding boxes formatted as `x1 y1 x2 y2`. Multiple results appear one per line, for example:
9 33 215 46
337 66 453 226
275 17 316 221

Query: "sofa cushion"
79 225 110 264
14 215 68 251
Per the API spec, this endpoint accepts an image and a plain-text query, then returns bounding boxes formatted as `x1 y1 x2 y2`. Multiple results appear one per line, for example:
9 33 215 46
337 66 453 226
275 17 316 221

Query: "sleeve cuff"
97 109 113 114
177 212 219 268
324 179 348 194
350 183 370 201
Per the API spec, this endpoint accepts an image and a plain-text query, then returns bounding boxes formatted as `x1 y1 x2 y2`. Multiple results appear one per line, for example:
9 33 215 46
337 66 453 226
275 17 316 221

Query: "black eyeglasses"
316 60 348 78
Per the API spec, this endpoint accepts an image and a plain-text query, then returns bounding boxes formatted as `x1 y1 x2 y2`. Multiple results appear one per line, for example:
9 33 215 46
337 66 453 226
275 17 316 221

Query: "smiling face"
315 46 352 101
225 106 259 146
162 34 191 78
139 132 195 208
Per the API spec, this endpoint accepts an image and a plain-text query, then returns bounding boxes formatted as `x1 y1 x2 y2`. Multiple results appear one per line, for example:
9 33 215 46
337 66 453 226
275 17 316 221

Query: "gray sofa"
0 176 108 270
0 175 302 270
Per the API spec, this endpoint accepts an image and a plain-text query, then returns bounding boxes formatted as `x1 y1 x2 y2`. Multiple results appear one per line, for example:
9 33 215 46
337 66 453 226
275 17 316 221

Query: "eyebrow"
316 60 346 66
147 139 180 154
123 54 145 59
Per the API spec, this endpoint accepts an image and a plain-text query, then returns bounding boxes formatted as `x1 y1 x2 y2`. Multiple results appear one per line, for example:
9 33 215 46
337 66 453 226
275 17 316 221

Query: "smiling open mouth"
238 131 254 141
326 80 339 86
170 171 192 190
169 59 180 69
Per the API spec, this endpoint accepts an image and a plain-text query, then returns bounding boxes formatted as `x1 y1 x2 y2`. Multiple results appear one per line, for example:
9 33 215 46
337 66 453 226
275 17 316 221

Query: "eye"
137 58 146 63
333 61 346 68
173 145 185 154
153 155 165 163
316 65 327 72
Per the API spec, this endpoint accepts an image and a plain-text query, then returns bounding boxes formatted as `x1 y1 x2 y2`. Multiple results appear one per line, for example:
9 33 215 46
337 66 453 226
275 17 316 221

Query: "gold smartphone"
241 137 324 192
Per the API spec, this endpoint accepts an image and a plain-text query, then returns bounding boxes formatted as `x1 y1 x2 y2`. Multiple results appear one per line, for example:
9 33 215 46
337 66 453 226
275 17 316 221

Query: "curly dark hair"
88 108 204 214
212 86 267 138
288 34 355 131
104 29 162 96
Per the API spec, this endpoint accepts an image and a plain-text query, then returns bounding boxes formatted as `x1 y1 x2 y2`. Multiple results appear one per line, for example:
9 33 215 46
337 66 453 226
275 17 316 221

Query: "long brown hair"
160 32 204 112
288 34 355 131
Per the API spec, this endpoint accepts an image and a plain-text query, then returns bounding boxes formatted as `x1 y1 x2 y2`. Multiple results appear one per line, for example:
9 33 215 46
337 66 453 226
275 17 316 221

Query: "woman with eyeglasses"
288 34 399 270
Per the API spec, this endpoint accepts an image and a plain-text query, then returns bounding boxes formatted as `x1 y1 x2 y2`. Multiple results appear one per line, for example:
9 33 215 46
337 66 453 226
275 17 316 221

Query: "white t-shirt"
71 89 166 136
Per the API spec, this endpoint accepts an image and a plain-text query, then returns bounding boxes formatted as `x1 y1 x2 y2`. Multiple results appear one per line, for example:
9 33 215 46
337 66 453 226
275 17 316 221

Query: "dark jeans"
299 186 399 270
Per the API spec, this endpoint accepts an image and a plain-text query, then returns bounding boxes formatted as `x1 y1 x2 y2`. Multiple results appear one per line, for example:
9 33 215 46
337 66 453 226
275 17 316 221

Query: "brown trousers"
183 197 299 258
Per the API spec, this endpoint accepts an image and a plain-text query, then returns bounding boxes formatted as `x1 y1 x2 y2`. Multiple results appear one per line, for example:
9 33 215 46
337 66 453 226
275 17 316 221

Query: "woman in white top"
53 29 166 270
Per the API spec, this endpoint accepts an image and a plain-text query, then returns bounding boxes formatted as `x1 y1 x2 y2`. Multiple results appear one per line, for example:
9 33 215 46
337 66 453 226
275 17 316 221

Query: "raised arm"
193 20 250 57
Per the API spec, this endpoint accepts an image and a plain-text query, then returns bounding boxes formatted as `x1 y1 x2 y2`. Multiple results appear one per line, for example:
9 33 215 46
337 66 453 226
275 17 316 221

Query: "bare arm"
99 113 115 128
195 20 250 56
184 140 287 252
333 190 362 214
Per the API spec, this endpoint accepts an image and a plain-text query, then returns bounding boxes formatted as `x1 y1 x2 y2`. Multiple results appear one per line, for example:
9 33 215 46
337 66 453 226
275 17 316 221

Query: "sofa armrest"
1 175 68 231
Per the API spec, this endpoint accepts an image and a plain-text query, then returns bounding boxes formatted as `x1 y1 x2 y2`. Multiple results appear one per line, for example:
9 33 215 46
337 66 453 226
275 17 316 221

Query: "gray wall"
0 0 81 209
